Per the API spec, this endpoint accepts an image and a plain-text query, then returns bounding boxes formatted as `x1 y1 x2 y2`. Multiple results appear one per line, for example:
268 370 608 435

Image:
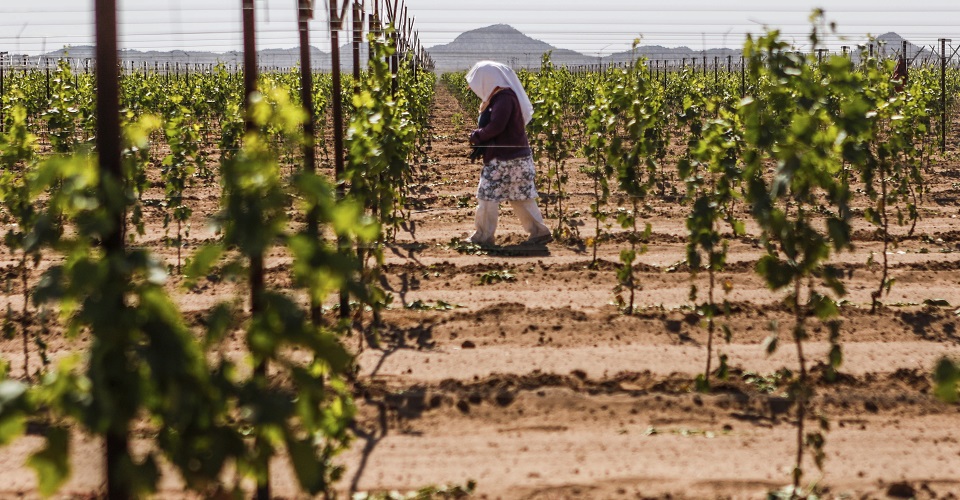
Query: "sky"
1 0 959 57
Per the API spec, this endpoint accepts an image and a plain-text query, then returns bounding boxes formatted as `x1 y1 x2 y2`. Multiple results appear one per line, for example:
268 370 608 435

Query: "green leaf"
331 202 379 242
828 344 843 369
717 353 730 380
0 379 27 446
695 374 710 393
730 220 746 237
128 454 160 496
811 293 839 320
642 223 653 239
763 334 779 355
756 255 794 290
0 380 27 413
183 243 224 287
933 357 960 403
0 414 25 448
313 331 353 374
286 435 324 494
827 217 850 250
27 426 70 497
204 302 238 347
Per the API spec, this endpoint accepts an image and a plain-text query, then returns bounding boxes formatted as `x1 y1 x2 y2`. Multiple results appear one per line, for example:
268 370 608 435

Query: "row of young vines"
0 9 434 496
444 15 960 494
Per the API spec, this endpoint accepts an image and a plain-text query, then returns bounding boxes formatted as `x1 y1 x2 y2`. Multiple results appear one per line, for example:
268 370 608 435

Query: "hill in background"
30 44 367 72
11 25 923 74
427 24 590 71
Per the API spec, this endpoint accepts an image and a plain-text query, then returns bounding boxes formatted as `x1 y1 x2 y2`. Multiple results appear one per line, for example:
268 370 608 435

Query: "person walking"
466 60 552 246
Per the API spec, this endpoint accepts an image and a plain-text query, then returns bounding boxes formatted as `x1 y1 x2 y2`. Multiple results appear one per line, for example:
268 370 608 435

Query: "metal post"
714 55 718 85
298 0 322 325
740 56 745 96
388 0 399 95
412 31 419 79
401 14 408 64
1 53 5 133
330 0 350 318
94 0 127 496
941 38 951 154
299 1 316 183
353 0 362 94
401 6 409 62
369 3 378 67
902 40 909 86
240 1 269 499
243 2 258 132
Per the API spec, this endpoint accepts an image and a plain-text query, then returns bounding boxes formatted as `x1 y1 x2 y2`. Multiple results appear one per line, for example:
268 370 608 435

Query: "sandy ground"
2 82 960 499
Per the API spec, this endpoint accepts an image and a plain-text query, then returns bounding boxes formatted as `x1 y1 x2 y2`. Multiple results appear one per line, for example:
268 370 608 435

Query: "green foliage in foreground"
0 89 368 497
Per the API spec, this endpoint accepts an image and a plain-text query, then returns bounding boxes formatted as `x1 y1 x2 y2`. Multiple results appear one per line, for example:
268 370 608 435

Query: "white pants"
469 198 550 245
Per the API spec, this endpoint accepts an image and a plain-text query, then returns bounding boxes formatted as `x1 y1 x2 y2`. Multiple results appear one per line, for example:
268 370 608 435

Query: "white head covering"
466 60 534 125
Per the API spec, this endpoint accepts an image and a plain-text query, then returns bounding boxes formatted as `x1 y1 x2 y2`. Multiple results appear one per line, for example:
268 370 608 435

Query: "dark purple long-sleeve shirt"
469 88 532 164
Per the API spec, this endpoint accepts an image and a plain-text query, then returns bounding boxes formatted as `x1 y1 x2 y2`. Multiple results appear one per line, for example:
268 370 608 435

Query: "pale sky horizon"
1 1 959 58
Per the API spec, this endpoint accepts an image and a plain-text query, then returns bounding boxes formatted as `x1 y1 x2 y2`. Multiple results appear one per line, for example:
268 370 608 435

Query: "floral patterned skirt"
476 155 538 201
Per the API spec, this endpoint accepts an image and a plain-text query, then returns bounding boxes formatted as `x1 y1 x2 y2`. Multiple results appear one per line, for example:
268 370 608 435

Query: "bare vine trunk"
792 277 808 496
628 199 638 315
872 165 889 313
703 267 716 386
21 257 29 380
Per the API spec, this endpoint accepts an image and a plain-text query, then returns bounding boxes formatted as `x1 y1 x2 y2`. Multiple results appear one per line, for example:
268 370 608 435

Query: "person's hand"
469 146 483 162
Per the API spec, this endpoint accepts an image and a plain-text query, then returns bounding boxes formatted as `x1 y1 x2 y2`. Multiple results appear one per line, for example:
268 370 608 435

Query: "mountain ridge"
13 25 920 73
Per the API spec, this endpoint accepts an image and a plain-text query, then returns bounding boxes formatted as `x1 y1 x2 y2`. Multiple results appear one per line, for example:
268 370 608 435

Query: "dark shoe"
526 233 553 245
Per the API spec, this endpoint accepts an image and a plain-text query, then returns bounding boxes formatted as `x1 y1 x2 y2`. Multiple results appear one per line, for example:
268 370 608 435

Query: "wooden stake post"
93 0 128 497
329 0 351 318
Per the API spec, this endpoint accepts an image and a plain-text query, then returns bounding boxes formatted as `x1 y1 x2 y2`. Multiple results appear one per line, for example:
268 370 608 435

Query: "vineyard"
1 5 960 499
